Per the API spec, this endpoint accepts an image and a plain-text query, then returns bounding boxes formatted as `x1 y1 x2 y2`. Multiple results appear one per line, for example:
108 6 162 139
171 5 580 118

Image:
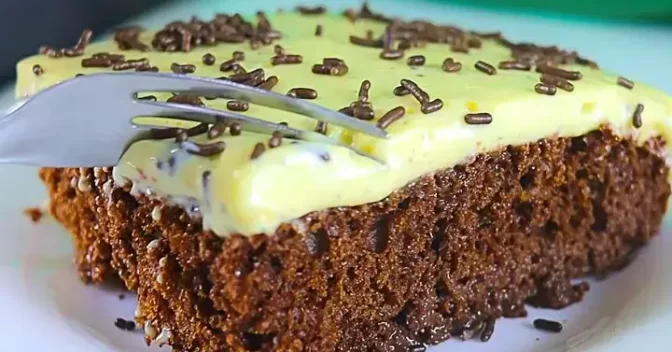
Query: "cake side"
18 8 672 237
40 128 670 351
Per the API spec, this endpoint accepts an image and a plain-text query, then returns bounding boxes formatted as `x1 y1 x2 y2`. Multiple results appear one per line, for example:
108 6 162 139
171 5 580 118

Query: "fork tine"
87 72 387 138
133 100 384 164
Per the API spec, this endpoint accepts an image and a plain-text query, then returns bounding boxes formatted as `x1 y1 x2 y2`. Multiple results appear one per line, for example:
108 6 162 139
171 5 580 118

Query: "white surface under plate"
1 0 672 351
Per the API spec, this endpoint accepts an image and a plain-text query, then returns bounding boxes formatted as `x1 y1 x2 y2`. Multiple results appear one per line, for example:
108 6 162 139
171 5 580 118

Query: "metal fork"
0 72 387 167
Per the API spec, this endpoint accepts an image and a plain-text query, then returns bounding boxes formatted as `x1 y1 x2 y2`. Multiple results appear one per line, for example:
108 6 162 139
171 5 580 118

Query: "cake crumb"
23 207 44 223
155 327 172 347
144 321 158 340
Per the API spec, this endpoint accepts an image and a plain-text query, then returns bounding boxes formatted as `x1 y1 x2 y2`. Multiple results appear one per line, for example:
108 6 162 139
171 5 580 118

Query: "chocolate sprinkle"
268 131 283 148
400 79 429 103
81 57 113 68
274 44 285 56
349 35 383 48
171 63 196 74
632 103 644 128
288 88 318 99
208 121 227 139
442 58 462 73
92 52 125 62
114 318 136 331
112 58 149 71
40 29 92 58
166 94 204 107
202 53 216 65
536 65 582 80
421 99 444 114
251 143 266 159
315 24 323 36
258 76 279 91
32 64 44 76
380 50 404 60
617 76 634 90
480 319 496 342
534 83 557 96
182 140 226 157
219 58 238 72
271 54 303 65
352 105 375 120
465 112 493 125
532 319 563 333
407 55 426 66
358 80 371 102
315 121 328 135
232 51 245 61
228 68 264 86
229 123 242 136
498 61 531 71
136 95 157 101
467 37 482 48
114 26 149 52
297 6 326 15
376 106 405 129
226 100 249 112
474 60 497 75
323 58 345 67
540 74 574 92
393 86 410 96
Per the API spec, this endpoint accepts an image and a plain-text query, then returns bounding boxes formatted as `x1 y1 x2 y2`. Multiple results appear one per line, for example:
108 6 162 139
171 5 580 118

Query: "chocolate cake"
17 3 672 351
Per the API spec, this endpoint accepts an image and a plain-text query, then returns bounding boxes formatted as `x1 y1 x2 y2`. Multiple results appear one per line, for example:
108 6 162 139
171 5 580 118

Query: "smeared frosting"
16 11 672 236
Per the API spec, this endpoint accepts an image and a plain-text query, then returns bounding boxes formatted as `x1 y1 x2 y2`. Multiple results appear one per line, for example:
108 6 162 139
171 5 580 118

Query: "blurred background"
1 0 671 84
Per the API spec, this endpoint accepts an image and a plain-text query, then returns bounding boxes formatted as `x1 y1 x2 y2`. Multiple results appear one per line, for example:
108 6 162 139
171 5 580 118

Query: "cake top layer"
16 5 672 236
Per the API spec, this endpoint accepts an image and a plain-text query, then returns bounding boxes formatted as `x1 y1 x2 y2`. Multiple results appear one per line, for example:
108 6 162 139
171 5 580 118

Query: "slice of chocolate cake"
17 4 672 351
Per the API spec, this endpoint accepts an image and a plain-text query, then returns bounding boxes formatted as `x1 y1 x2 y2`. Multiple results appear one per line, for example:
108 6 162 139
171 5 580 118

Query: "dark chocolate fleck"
533 319 563 333
114 318 136 331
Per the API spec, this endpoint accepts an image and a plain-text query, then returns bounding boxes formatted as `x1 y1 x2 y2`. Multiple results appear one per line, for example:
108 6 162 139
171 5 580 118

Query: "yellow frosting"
15 12 672 236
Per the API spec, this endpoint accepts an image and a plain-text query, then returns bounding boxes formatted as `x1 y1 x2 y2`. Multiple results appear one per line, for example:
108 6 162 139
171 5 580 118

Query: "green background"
433 0 672 22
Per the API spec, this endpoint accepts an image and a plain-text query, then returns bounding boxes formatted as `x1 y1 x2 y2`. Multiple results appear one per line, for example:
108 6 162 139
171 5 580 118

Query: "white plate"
1 0 672 351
